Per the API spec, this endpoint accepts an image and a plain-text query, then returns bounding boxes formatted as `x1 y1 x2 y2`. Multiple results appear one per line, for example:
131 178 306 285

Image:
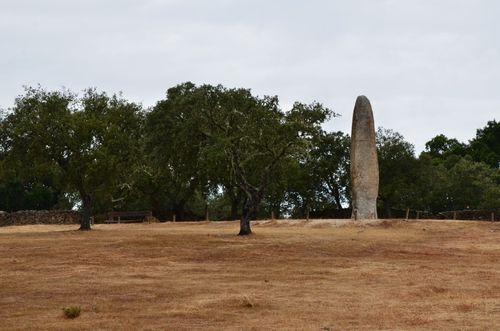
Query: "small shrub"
62 306 81 319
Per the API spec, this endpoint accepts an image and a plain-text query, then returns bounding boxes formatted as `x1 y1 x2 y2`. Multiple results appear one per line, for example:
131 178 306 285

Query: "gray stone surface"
0 211 12 227
350 96 379 219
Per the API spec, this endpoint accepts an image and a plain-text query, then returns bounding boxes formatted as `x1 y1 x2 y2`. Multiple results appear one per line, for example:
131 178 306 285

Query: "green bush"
62 306 81 319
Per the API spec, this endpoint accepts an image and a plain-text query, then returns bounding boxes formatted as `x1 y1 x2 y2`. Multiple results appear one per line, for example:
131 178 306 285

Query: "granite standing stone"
350 96 379 219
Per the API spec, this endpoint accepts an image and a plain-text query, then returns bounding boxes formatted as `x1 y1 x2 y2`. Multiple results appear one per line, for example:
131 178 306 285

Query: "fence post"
306 207 310 221
405 208 410 221
271 211 275 221
453 211 457 220
173 214 176 222
416 211 420 220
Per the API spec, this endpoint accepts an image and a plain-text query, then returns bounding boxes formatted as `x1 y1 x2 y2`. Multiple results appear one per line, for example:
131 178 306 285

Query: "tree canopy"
1 87 144 229
146 83 332 234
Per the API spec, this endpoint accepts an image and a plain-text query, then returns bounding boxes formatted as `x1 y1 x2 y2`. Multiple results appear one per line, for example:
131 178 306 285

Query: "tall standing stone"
350 96 379 220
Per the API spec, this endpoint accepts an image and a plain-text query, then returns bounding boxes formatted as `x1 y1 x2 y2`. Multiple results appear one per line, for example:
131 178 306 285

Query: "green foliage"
376 128 419 215
424 134 467 160
0 175 62 212
2 87 144 228
62 306 81 319
416 125 500 213
447 158 500 210
469 120 500 169
286 131 349 217
145 82 214 219
375 127 500 215
411 154 450 212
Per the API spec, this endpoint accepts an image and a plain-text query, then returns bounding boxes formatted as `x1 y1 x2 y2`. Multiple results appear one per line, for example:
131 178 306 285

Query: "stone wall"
0 211 12 227
0 210 80 227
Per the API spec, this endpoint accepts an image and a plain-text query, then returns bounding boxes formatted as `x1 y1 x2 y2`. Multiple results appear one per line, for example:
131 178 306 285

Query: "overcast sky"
1 0 499 152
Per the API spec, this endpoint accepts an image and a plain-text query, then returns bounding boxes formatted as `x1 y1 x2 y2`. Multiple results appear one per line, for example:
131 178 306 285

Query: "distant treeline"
0 83 499 229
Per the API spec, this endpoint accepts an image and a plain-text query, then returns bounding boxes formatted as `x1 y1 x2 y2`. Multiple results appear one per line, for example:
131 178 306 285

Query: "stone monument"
350 95 379 219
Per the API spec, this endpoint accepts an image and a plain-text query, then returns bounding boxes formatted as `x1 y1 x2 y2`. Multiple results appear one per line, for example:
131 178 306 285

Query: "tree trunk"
333 188 343 211
204 203 209 221
239 199 256 235
269 200 282 220
79 193 92 231
239 214 252 235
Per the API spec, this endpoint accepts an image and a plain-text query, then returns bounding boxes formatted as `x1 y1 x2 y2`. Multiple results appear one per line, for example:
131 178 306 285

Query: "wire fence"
380 208 499 221
309 208 500 221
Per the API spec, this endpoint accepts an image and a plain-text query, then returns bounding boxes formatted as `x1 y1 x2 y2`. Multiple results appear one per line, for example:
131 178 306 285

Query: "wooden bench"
105 211 153 224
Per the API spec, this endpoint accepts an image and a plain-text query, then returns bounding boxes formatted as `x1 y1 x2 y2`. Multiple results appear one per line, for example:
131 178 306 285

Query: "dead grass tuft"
241 295 255 308
430 286 447 294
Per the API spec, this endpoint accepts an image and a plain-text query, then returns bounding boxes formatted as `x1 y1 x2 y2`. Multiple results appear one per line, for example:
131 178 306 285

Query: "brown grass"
1 219 500 330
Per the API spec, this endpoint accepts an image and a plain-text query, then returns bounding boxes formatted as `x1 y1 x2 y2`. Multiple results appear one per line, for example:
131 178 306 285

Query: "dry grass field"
1 219 500 330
